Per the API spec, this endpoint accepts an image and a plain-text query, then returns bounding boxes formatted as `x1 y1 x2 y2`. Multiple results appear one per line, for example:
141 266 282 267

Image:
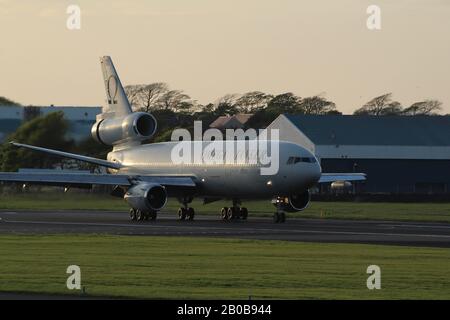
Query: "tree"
214 102 238 116
0 112 73 171
297 95 338 115
151 109 178 132
124 85 144 110
216 94 240 107
267 93 301 113
245 110 277 129
354 93 403 116
201 103 215 113
235 91 273 113
125 83 169 112
137 83 169 112
245 93 301 129
158 90 192 112
403 100 442 116
0 96 20 106
245 93 340 129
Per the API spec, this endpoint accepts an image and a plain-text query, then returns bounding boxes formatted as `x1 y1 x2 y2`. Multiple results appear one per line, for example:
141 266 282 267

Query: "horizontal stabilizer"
11 142 121 170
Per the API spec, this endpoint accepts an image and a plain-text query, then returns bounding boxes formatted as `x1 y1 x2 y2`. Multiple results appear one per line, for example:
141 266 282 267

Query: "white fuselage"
107 140 321 199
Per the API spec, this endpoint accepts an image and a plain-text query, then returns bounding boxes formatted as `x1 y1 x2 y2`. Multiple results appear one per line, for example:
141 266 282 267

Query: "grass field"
0 235 449 299
1 192 450 222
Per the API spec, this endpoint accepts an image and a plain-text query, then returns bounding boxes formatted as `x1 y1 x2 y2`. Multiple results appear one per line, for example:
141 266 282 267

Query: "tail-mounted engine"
91 112 157 146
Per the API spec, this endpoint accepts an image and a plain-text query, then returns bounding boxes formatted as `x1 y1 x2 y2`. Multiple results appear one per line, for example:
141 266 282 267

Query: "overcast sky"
0 0 449 114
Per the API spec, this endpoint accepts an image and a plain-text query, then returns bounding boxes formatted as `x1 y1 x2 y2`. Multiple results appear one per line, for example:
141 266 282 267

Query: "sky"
0 0 449 114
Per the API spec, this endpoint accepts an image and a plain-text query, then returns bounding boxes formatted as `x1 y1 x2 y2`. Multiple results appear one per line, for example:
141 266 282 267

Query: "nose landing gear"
273 211 286 223
272 197 287 223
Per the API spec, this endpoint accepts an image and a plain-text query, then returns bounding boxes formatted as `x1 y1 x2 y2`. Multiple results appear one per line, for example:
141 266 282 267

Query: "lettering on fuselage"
170 121 280 176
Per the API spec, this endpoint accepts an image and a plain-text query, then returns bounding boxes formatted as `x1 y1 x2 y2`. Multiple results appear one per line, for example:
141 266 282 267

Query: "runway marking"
389 224 450 230
2 219 450 240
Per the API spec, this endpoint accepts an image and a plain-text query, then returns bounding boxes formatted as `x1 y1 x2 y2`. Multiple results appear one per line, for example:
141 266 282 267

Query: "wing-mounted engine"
124 182 168 212
91 112 157 147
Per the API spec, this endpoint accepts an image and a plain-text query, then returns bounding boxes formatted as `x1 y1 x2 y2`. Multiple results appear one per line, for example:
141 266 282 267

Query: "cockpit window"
287 156 317 165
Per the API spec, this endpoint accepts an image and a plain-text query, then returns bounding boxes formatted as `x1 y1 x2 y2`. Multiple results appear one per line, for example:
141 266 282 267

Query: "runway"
1 210 450 247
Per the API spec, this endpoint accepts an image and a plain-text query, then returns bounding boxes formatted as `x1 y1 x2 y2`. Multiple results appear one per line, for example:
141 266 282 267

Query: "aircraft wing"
0 171 197 189
318 173 366 183
1 143 197 193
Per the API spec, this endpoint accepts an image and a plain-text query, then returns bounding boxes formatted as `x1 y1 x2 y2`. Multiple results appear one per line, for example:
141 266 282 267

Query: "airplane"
0 56 366 223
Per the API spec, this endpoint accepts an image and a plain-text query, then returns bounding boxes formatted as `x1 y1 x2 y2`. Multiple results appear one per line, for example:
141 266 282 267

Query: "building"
0 106 102 142
267 114 450 194
209 114 253 130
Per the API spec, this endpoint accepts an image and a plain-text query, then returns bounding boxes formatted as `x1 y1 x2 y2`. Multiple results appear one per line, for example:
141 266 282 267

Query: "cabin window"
287 156 317 164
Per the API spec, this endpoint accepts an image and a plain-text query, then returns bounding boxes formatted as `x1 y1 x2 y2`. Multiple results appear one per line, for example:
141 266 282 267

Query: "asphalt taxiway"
0 210 449 247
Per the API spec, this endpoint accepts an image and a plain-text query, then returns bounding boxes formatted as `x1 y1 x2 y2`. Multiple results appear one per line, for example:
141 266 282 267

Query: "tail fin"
100 56 132 117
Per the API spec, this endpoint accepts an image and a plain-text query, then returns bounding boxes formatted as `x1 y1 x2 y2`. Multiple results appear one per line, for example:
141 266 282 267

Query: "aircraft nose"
304 161 321 186
311 161 322 183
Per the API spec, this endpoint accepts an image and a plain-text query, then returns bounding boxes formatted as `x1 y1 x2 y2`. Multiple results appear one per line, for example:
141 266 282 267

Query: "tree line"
0 88 444 172
123 84 443 130
124 84 442 117
124 84 340 115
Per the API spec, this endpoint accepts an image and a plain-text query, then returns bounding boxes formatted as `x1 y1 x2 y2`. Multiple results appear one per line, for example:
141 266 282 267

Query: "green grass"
2 192 450 222
0 235 449 299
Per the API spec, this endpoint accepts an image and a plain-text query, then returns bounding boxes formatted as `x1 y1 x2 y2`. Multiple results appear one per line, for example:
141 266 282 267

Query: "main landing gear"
220 199 248 221
178 207 195 221
129 208 157 222
177 197 195 221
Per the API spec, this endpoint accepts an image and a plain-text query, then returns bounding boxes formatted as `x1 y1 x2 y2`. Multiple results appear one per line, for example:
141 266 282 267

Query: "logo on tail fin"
107 75 119 104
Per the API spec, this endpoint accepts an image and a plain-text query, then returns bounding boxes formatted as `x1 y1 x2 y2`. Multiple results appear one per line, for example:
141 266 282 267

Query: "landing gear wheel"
240 207 248 220
221 207 228 221
129 209 137 221
149 210 157 221
178 208 187 221
187 207 195 221
273 212 279 223
273 212 286 223
226 207 235 220
136 210 145 221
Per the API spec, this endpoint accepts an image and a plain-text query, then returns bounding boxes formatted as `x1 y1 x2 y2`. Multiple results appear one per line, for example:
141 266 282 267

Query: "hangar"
267 114 450 194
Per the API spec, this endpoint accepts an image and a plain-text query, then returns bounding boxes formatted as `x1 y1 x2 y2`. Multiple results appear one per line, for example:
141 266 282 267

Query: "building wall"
316 145 450 160
267 114 450 194
0 106 102 142
321 158 450 194
266 115 316 153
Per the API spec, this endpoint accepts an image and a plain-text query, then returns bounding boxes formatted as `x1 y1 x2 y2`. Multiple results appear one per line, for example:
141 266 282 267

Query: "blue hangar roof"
283 114 450 147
